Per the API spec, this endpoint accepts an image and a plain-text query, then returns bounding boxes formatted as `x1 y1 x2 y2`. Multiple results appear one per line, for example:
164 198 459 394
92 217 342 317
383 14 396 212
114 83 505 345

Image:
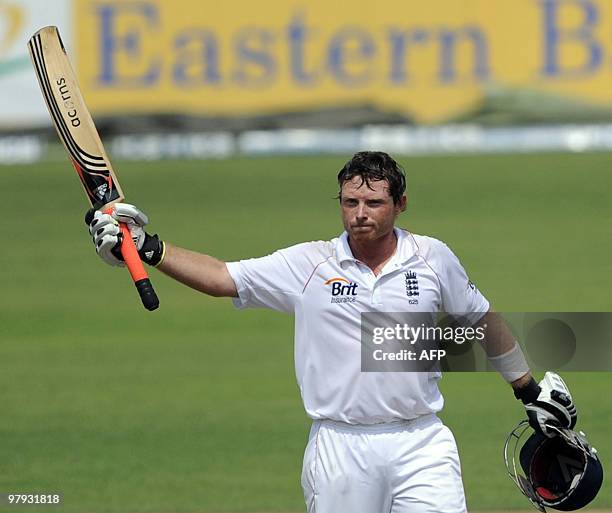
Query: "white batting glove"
87 203 149 267
524 372 577 437
111 203 149 249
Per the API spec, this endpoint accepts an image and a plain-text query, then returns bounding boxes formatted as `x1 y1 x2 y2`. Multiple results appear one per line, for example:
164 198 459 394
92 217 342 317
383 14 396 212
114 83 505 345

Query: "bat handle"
118 222 160 311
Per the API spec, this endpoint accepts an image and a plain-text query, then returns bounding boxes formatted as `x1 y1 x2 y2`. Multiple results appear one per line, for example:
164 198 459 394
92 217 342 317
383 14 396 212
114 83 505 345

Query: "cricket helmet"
504 420 603 512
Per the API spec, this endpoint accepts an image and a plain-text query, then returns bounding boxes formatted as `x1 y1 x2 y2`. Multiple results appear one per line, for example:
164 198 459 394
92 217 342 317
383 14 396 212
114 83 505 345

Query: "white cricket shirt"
226 228 489 424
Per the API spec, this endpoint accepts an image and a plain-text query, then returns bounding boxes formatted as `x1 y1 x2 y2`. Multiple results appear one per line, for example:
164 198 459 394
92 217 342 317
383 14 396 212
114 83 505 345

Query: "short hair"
337 151 406 205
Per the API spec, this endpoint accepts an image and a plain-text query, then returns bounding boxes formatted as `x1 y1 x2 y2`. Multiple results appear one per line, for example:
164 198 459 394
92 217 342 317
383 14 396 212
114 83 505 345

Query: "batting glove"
514 371 577 437
85 203 165 267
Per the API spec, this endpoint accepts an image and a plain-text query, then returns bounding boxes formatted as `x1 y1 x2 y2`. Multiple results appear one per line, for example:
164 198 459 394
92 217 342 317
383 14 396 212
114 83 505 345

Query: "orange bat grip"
104 208 159 311
118 223 148 281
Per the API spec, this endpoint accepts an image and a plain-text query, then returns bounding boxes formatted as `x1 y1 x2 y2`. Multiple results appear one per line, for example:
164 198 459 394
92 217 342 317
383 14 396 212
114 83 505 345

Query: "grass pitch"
1 153 611 512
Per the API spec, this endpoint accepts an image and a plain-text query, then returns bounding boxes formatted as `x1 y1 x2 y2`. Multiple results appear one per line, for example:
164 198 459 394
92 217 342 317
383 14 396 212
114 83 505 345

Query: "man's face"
340 177 406 243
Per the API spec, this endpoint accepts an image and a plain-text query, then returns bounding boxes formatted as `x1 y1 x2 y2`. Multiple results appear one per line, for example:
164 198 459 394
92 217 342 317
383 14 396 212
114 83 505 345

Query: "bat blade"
27 26 159 311
28 26 123 209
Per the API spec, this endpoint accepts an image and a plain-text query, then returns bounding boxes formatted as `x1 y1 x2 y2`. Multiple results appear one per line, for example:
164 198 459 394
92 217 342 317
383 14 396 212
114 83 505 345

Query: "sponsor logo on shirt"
325 277 358 303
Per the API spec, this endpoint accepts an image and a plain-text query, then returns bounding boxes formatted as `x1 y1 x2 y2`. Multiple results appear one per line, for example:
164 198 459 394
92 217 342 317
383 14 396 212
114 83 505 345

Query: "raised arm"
158 244 237 297
86 203 237 298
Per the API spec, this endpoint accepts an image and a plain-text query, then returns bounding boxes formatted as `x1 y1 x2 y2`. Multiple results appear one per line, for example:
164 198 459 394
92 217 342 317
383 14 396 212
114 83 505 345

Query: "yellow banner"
74 0 612 123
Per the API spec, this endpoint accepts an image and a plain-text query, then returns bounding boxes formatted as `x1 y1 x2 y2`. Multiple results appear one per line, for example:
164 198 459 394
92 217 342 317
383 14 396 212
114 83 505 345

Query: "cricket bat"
28 26 159 311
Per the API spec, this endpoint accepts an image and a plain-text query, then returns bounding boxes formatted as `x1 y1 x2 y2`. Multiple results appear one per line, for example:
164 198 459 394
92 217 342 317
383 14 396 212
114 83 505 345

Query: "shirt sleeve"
226 245 312 314
437 242 490 323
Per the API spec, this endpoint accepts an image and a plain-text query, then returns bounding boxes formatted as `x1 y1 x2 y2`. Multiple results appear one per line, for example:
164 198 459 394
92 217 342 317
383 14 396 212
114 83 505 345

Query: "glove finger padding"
88 210 116 236
110 203 147 250
525 372 577 437
87 210 124 267
85 204 165 267
97 232 125 267
111 203 149 227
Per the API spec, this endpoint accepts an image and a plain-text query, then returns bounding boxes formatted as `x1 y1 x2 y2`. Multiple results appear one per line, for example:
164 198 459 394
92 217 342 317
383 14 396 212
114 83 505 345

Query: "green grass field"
1 153 611 512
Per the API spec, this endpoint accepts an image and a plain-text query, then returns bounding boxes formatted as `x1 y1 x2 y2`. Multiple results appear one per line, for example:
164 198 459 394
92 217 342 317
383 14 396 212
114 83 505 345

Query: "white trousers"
301 414 467 513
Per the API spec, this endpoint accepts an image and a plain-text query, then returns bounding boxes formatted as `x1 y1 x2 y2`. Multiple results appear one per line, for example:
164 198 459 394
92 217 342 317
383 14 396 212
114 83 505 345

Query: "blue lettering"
233 28 276 87
332 282 342 296
388 28 430 83
438 26 489 83
328 27 376 86
97 2 160 86
331 282 358 295
288 13 318 85
173 29 221 85
540 0 602 77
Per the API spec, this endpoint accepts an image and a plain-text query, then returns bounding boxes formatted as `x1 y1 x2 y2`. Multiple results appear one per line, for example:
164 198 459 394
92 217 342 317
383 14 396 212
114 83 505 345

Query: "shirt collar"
335 227 416 265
